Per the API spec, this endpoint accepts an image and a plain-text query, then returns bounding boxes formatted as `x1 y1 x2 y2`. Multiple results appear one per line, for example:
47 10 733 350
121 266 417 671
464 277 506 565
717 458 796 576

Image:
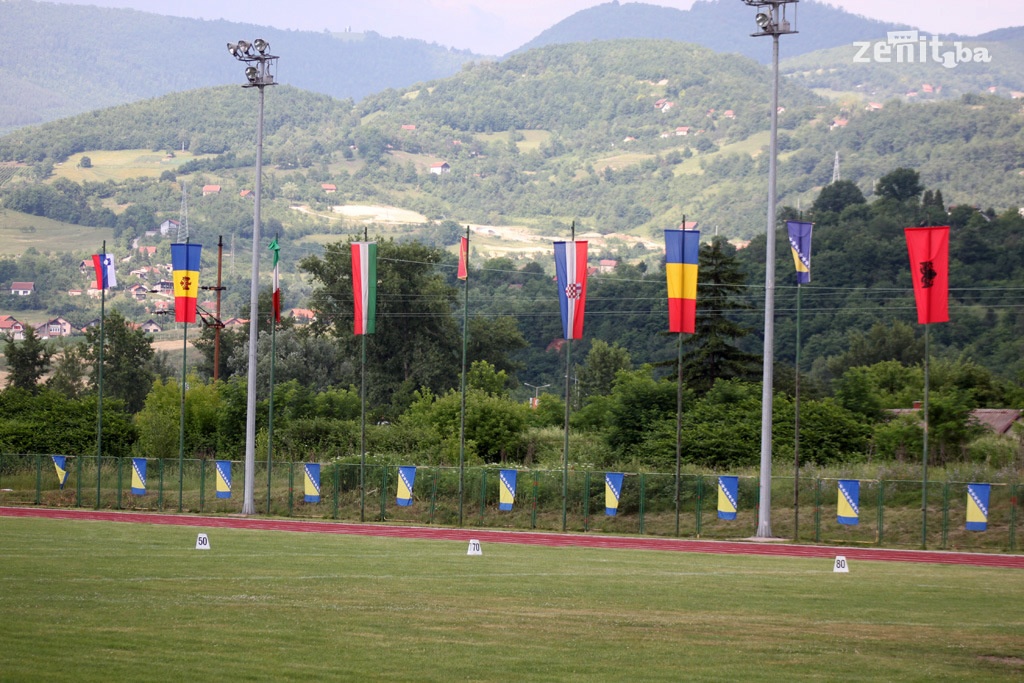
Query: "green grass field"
1 517 1022 681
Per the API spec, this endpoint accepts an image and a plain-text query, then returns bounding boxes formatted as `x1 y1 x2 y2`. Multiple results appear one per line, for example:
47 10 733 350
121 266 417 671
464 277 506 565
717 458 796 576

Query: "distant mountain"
0 0 483 134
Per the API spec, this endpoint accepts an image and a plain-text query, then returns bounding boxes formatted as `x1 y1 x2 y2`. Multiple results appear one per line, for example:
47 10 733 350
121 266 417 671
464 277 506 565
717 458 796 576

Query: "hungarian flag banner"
351 242 377 335
171 243 202 323
554 241 588 339
786 220 813 284
904 226 949 324
457 235 469 280
665 228 700 333
92 253 117 290
268 238 281 323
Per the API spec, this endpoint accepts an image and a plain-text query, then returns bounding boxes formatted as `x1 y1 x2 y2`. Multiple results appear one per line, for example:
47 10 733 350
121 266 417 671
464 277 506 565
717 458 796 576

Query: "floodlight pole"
743 0 797 538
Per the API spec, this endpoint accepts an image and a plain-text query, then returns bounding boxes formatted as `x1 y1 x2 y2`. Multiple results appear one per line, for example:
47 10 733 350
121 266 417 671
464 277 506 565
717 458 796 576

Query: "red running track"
3 506 1022 569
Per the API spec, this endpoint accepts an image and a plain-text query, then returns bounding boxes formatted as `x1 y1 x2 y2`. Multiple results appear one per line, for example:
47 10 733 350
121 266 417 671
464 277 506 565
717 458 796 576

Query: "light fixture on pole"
741 0 798 539
524 382 551 400
228 37 278 516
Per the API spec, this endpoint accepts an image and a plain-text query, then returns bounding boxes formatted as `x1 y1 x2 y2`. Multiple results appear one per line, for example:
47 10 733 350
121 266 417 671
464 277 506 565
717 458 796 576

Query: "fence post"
199 460 206 514
876 479 884 546
380 466 388 522
531 471 539 530
116 457 123 510
34 454 42 505
478 469 487 526
696 475 703 537
76 454 83 507
814 478 821 543
941 482 950 550
333 465 340 520
639 473 646 535
428 468 439 524
583 471 591 532
1010 483 1017 552
288 462 294 517
157 459 164 512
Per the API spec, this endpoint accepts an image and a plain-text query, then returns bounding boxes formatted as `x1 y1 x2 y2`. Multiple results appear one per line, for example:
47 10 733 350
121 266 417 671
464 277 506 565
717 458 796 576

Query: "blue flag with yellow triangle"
499 469 517 511
605 472 624 516
131 458 147 495
718 476 738 520
304 463 320 503
966 483 990 531
396 466 416 507
215 460 231 499
52 455 69 490
837 479 860 526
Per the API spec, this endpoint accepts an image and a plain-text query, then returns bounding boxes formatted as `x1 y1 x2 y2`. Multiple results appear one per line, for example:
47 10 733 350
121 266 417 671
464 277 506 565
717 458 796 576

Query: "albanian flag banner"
904 226 949 325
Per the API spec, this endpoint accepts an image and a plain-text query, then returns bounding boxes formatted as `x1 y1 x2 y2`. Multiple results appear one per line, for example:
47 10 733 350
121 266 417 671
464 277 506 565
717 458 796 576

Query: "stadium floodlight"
755 12 772 29
253 38 269 54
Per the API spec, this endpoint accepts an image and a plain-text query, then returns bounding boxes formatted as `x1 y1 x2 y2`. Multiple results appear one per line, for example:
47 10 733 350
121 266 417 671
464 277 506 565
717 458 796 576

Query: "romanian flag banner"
215 460 231 499
171 243 202 323
499 469 517 511
904 226 949 324
92 253 117 290
396 466 416 507
130 458 147 495
665 228 700 334
605 472 624 516
457 235 469 280
718 476 738 520
52 455 69 490
837 479 860 526
303 463 321 503
966 483 990 531
786 220 813 284
269 239 281 323
554 241 588 340
351 242 377 335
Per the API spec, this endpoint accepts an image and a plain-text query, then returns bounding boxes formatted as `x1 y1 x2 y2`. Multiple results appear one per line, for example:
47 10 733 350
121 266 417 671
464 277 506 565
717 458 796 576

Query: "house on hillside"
430 162 451 175
140 319 162 334
598 259 618 274
10 282 33 296
888 406 1021 435
202 185 221 196
0 315 25 340
129 284 149 301
288 308 316 324
159 219 180 236
152 280 174 294
321 183 337 193
37 317 73 338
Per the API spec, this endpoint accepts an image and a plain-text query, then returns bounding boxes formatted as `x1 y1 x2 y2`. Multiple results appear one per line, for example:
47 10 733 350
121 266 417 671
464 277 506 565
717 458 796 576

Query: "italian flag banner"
269 238 281 323
351 242 377 335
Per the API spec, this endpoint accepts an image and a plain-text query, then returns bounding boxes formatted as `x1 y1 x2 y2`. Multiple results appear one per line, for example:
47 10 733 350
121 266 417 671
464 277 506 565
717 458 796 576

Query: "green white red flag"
268 238 281 323
351 242 377 335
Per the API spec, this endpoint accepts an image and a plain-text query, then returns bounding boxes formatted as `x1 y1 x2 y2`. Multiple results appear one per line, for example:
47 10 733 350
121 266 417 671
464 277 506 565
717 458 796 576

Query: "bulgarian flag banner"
269 238 281 323
351 242 377 335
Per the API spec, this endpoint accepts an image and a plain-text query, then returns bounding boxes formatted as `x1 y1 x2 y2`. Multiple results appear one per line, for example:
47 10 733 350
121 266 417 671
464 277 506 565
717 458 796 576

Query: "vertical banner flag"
605 472 624 516
786 220 813 284
499 469 517 511
215 460 232 499
665 228 700 333
130 458 147 495
457 235 469 280
718 476 738 520
91 253 117 290
351 242 377 335
966 483 991 531
268 239 281 323
904 226 949 324
396 466 416 507
171 243 203 323
837 479 860 526
52 455 69 490
303 463 321 503
554 241 589 339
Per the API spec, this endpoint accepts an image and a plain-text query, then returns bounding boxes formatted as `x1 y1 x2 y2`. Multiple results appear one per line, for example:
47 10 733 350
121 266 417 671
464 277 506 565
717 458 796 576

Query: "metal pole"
922 324 930 548
95 240 105 509
675 330 683 537
793 282 801 540
360 332 367 523
562 338 571 532
179 316 187 512
458 226 470 527
214 236 224 381
267 262 277 516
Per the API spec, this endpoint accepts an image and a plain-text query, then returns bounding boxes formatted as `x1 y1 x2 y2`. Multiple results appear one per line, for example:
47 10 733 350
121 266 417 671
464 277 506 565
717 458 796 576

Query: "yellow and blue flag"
718 476 738 520
786 220 813 284
215 460 231 499
131 458 147 495
665 227 700 334
499 469 517 511
304 463 320 503
966 483 990 531
171 243 202 323
397 466 416 507
605 472 624 516
837 479 860 525
52 455 69 490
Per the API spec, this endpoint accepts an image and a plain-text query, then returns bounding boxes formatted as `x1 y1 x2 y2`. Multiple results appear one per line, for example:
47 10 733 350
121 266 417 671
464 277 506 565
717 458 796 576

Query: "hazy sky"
56 1 1024 54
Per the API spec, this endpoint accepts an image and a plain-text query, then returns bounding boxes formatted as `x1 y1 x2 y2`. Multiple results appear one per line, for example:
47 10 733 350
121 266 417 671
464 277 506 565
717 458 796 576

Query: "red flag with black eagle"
904 226 949 324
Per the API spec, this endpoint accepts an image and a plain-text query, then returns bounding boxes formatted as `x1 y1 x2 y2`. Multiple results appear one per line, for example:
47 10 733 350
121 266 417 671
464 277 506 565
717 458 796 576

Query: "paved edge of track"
3 506 1022 568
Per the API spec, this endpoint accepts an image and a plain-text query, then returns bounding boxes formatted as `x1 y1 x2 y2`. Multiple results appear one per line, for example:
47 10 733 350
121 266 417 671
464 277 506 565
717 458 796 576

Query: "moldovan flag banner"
904 226 949 324
215 460 232 499
171 243 203 323
499 469 517 511
966 483 990 531
717 476 738 520
786 220 813 284
457 236 469 280
52 455 69 490
351 242 377 335
554 241 589 339
605 472 624 516
837 479 860 526
303 463 321 503
665 228 700 333
92 253 117 290
130 458 147 495
268 239 281 323
396 466 416 507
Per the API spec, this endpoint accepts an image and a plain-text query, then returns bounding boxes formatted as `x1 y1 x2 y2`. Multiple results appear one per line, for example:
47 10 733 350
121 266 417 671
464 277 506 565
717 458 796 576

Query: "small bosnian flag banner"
131 458 147 495
966 483 990 532
215 460 232 499
304 463 321 503
499 469 517 511
837 479 860 526
717 476 738 520
605 472 624 516
52 455 70 489
351 241 377 335
396 466 416 507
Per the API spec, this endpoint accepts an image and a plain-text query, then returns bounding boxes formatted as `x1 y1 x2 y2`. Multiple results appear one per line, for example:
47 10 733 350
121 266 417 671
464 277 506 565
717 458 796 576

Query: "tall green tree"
577 339 632 400
3 327 51 393
81 309 156 413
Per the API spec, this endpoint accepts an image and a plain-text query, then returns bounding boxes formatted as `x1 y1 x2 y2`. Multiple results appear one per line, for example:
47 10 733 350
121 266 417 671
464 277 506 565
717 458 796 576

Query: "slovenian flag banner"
787 220 813 284
499 469 517 511
837 479 860 526
52 455 69 490
605 472 624 516
351 242 377 335
131 458 147 495
966 483 990 531
396 466 416 507
304 463 321 503
215 460 231 499
171 243 202 323
554 241 588 340
665 228 700 333
92 253 117 290
457 235 469 281
718 476 738 520
904 226 949 325
269 239 281 323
